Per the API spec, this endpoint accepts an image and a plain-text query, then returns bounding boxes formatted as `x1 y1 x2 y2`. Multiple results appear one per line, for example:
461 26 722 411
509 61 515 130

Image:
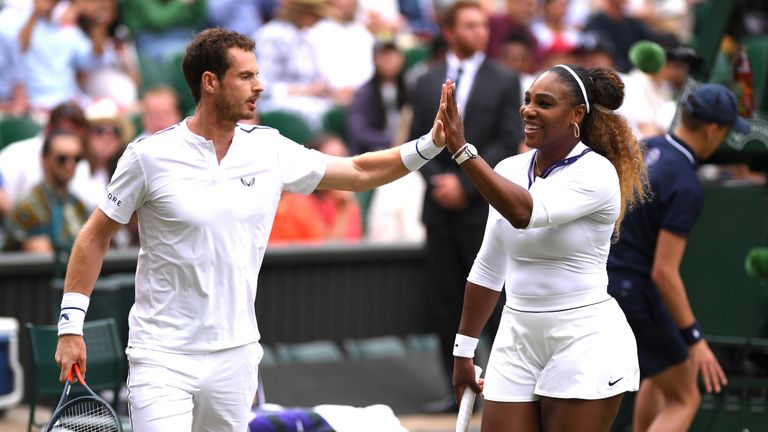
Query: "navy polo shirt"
607 133 704 278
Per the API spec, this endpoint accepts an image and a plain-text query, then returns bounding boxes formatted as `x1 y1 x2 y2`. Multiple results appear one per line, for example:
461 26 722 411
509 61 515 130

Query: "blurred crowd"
0 0 765 253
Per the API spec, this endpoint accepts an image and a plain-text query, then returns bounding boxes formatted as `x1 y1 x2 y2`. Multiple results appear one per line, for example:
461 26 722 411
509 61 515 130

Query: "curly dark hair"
182 28 256 104
548 64 649 234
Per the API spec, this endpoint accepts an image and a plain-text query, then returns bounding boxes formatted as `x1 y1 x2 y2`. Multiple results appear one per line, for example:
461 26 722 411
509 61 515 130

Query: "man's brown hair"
182 28 256 104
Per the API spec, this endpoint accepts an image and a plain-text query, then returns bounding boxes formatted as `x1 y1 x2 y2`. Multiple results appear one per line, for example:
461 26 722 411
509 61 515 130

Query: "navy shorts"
607 271 688 378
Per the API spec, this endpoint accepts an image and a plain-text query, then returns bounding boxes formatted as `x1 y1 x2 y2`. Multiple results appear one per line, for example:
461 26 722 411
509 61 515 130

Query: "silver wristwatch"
451 143 478 165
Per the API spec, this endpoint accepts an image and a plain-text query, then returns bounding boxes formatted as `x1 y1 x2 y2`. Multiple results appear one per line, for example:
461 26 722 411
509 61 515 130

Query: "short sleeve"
276 137 328 195
467 206 508 291
98 144 147 224
658 183 703 236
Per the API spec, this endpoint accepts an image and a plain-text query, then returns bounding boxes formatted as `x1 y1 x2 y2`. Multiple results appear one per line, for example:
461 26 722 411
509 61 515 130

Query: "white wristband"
453 333 479 358
58 292 90 336
400 132 443 171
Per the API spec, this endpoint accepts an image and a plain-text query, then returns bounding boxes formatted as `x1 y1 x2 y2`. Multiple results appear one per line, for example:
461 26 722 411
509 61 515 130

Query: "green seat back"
259 110 313 145
321 105 347 140
0 116 42 149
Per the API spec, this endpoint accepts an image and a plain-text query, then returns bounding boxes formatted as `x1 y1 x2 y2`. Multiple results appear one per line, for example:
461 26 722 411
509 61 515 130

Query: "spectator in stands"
397 0 439 39
269 192 326 245
4 130 88 253
347 40 408 155
357 0 406 41
79 0 141 112
309 0 376 106
403 33 448 92
531 0 580 61
0 29 28 116
496 29 537 101
123 0 206 62
138 85 182 138
206 0 264 36
584 0 660 72
16 0 113 113
571 30 617 69
71 98 131 212
366 153 427 243
253 0 337 130
487 0 539 62
0 172 8 246
407 1 522 413
0 173 10 222
306 134 363 242
0 102 90 206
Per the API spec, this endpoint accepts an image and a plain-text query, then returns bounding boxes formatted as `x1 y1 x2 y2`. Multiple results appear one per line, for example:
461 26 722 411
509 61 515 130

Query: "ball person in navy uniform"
607 83 745 431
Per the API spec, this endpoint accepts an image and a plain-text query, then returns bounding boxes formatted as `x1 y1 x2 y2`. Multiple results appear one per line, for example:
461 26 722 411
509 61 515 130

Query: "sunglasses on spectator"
92 124 121 136
54 154 84 165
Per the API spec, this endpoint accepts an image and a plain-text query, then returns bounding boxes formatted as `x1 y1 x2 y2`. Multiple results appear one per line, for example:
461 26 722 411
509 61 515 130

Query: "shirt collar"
664 133 698 167
527 142 591 188
179 117 212 146
446 51 486 74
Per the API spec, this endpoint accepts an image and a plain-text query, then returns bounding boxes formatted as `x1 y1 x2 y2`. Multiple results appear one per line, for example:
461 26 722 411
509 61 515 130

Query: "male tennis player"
54 28 448 431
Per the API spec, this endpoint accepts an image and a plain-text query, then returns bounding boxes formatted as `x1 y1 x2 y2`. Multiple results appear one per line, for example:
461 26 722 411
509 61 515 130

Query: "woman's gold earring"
573 122 581 139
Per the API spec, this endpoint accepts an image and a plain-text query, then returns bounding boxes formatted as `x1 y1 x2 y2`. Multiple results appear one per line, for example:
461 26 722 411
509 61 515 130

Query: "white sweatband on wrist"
58 292 90 336
453 333 479 358
400 132 443 171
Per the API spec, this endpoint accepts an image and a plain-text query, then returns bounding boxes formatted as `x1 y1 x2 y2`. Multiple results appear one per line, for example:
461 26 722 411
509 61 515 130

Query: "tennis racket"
455 365 483 432
44 363 122 432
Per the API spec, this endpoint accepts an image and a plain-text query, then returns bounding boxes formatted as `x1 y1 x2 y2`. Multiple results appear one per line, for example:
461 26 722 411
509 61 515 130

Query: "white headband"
555 64 590 113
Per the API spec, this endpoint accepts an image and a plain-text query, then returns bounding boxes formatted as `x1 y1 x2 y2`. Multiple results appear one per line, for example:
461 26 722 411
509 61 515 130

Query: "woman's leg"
540 394 624 432
481 400 541 432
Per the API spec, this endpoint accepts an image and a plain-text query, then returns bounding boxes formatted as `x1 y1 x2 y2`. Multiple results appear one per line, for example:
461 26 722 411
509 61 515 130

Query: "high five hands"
431 79 467 155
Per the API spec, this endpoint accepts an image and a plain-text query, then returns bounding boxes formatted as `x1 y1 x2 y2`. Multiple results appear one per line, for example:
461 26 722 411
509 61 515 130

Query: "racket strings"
49 398 120 432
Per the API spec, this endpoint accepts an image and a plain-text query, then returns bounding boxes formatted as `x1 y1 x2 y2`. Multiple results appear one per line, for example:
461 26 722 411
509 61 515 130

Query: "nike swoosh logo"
608 377 623 386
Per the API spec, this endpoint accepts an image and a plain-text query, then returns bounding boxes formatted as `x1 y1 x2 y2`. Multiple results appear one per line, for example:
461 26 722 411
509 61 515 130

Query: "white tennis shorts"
483 297 639 402
126 342 262 432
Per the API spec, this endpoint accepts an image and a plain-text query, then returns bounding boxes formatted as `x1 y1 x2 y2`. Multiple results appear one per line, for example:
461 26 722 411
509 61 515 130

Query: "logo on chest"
241 177 255 187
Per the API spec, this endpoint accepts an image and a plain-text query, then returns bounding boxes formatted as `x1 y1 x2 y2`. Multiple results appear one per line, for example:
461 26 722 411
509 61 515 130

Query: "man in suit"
408 0 522 413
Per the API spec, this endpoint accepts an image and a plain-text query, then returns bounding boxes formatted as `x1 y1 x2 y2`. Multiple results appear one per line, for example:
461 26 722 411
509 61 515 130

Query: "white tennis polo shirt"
99 119 327 353
468 143 621 311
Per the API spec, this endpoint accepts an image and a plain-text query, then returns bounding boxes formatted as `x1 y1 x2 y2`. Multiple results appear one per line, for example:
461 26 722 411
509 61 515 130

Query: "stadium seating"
0 116 41 150
321 105 347 141
275 340 345 364
259 110 313 145
343 336 407 360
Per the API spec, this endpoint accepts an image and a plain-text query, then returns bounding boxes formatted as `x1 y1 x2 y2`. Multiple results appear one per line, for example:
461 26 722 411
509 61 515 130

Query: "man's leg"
192 343 261 432
635 360 700 432
126 348 196 431
632 378 665 431
424 225 466 401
